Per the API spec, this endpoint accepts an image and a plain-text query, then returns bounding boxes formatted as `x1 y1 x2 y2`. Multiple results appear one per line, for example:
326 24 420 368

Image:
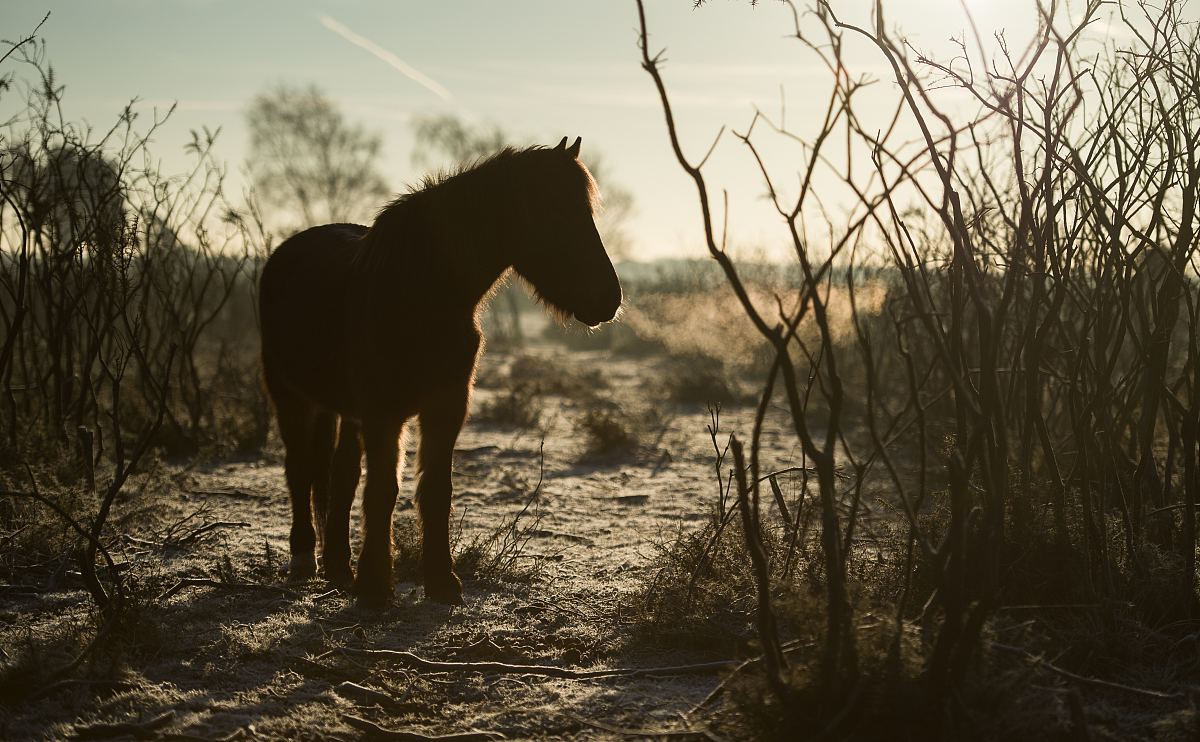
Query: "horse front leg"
309 411 337 556
417 388 468 604
322 418 361 589
353 417 403 608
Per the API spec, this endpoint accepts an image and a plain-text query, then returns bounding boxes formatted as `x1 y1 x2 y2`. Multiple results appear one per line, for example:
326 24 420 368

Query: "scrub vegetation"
3 1 1200 739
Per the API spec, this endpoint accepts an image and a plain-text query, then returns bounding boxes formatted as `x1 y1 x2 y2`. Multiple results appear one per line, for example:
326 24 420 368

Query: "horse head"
510 137 622 328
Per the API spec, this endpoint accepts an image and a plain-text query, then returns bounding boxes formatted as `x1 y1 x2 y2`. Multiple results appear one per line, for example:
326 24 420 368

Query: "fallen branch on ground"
335 681 419 712
157 578 299 602
124 519 250 552
690 638 810 714
29 677 137 700
568 713 712 739
343 715 504 741
71 710 175 740
159 729 250 742
336 648 740 680
188 488 264 500
168 521 250 548
313 588 342 602
990 642 1184 701
122 534 162 549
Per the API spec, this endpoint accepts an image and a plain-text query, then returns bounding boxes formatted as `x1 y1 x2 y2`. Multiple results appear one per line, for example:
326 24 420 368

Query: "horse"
258 137 622 608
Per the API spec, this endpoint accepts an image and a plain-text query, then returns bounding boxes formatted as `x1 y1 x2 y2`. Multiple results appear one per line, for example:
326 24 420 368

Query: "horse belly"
346 320 481 418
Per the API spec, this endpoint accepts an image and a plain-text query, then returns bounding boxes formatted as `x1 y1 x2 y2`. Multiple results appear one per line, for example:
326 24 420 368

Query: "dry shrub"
659 353 743 406
476 352 622 428
508 353 608 398
634 458 819 651
476 381 543 429
0 50 273 465
453 489 545 585
390 511 425 584
392 462 547 587
575 404 639 456
637 517 764 650
0 472 94 586
637 0 1200 736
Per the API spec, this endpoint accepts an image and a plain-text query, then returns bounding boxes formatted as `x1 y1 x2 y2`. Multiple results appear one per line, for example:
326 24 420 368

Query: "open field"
2 346 803 740
5 342 1197 740
5 1 1200 739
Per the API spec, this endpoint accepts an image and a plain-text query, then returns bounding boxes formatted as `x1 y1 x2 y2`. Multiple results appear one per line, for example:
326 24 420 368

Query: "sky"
2 0 1183 260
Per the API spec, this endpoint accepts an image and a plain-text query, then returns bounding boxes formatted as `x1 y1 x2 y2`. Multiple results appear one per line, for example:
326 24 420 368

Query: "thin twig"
159 730 249 742
343 715 504 741
29 677 137 700
338 648 739 680
335 681 419 711
157 578 299 602
0 11 49 67
172 521 251 546
990 642 1184 701
188 489 264 501
690 638 811 714
71 710 175 740
568 713 708 739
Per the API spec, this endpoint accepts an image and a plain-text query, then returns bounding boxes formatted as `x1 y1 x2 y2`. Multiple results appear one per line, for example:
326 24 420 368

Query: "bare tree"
411 113 508 168
245 84 389 231
639 0 1200 732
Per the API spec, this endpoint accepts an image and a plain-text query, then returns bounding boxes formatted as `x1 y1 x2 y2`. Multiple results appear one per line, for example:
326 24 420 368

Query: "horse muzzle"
574 300 622 328
574 285 623 327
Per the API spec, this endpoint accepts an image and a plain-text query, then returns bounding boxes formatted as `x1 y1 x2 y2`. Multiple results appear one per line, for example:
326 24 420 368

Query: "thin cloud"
318 15 452 102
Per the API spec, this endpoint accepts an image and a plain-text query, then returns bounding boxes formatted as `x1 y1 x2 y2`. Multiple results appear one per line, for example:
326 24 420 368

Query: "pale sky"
2 0 1178 259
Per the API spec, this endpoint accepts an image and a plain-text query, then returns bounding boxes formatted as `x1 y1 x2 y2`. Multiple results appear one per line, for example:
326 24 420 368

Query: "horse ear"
554 136 568 150
567 136 582 157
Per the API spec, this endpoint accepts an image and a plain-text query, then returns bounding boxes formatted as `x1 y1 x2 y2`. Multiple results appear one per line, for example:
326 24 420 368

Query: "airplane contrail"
318 15 453 102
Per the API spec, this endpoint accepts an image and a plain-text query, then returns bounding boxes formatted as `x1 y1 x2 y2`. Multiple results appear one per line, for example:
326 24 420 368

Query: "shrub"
476 381 543 429
575 405 638 456
660 353 741 406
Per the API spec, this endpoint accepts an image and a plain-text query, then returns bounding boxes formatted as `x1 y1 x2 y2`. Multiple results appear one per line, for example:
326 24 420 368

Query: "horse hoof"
351 576 392 609
323 566 354 590
285 555 317 584
424 574 464 605
353 592 391 610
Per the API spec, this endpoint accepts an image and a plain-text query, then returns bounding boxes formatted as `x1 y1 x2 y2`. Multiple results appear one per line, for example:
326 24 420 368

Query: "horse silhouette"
259 137 621 607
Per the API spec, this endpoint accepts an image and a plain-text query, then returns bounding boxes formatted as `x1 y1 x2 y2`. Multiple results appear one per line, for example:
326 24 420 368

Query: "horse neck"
424 180 521 310
363 165 531 316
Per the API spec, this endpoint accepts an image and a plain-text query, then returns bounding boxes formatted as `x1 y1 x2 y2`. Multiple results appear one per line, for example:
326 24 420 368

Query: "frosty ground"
2 347 799 740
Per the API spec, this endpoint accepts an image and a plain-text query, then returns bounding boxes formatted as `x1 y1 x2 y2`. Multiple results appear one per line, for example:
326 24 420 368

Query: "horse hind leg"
309 411 337 568
274 394 320 583
353 417 404 608
322 418 361 589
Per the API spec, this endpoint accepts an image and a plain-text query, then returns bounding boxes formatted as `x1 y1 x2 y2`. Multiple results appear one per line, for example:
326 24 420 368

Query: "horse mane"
354 146 601 312
373 145 600 226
